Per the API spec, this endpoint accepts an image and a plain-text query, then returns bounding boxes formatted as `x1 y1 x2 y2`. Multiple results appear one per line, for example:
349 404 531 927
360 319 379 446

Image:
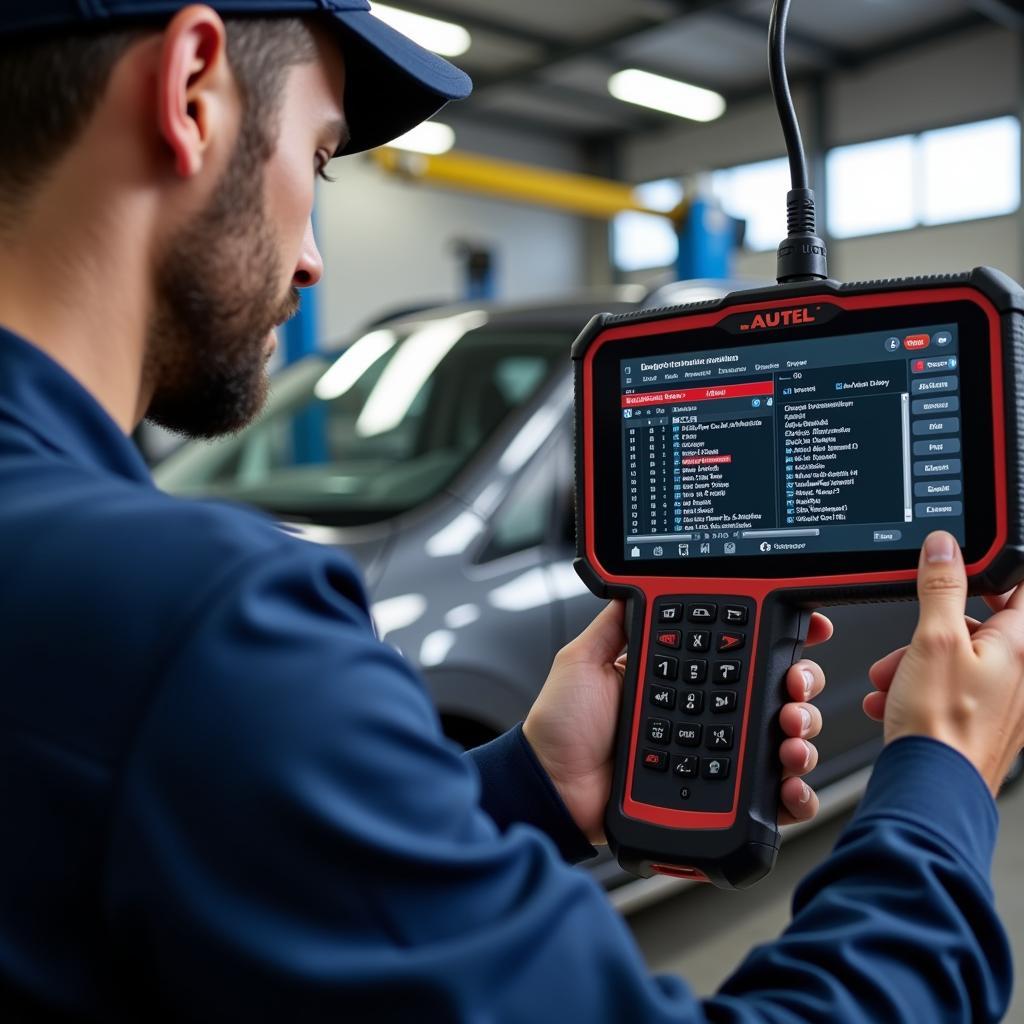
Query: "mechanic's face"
145 34 346 439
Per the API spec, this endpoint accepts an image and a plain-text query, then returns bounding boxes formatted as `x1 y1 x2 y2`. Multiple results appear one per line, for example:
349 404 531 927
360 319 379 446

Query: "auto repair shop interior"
9 0 1024 1019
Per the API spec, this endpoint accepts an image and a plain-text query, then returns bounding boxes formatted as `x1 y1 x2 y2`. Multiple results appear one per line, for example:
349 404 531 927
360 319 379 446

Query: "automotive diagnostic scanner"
572 0 1024 889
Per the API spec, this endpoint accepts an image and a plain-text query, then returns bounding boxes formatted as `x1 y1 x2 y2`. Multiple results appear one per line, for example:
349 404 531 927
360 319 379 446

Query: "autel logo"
739 307 817 331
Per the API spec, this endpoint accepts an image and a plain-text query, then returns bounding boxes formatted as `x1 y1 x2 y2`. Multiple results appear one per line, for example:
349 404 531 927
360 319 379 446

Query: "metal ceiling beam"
855 11 990 66
503 81 669 130
967 0 1024 31
469 0 738 92
444 106 594 141
714 9 858 69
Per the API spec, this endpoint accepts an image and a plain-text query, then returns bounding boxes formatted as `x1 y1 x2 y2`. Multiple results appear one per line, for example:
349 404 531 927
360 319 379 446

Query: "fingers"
999 581 1024 613
785 660 824 703
869 615 985 697
971 605 1024 664
913 531 971 652
780 736 819 777
863 690 887 722
563 600 627 664
984 591 1015 614
779 700 822 740
779 776 819 825
804 612 833 649
868 644 908 693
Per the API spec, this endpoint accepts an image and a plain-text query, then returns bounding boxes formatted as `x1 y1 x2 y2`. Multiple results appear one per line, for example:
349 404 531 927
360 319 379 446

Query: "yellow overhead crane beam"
370 147 686 223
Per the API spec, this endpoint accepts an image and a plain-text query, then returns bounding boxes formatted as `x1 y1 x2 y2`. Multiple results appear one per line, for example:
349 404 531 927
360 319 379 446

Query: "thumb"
913 531 970 649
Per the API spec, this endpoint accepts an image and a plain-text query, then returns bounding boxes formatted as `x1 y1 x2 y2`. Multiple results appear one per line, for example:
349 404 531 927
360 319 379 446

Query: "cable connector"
769 0 829 284
776 186 828 283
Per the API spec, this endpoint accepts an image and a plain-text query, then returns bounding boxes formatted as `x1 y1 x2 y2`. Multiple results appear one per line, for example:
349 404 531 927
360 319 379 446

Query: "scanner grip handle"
605 591 812 889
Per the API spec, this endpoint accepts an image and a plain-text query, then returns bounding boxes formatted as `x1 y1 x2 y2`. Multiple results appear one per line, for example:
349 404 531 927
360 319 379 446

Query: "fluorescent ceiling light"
387 121 456 155
608 69 726 123
372 4 471 57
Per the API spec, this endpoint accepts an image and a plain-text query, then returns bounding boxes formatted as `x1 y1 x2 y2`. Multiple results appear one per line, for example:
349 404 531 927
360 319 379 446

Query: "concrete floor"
628 777 1024 1022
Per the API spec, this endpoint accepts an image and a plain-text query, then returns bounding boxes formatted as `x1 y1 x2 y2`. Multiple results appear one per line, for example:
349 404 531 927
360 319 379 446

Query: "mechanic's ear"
156 6 232 178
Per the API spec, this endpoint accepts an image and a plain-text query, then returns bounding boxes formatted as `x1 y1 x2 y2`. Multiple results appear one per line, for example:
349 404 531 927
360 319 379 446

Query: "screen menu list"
621 325 963 561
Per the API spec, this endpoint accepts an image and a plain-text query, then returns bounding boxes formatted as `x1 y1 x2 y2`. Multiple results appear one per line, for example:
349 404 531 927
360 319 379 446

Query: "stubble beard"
144 138 299 440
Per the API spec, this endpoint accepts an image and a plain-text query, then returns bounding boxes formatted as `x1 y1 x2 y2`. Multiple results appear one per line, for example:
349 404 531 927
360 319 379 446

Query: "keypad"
713 661 741 685
722 606 748 626
649 685 676 710
641 749 668 772
651 684 675 708
717 632 745 653
671 754 699 778
651 655 678 681
686 631 711 654
634 595 753 811
680 690 704 715
682 660 707 684
711 691 737 714
707 724 733 750
687 603 717 624
674 723 702 746
647 718 671 744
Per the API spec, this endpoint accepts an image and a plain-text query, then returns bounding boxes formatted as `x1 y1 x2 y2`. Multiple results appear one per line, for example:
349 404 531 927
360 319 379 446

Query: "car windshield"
156 311 570 525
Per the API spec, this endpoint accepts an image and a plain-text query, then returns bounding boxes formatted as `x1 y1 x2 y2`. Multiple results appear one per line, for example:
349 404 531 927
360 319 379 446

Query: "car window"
157 315 570 527
477 446 559 563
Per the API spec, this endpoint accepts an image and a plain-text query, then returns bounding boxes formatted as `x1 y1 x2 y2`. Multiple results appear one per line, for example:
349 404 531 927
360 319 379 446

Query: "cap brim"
329 9 472 156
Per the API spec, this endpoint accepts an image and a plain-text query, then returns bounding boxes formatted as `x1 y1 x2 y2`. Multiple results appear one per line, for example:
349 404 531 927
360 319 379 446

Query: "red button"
656 630 681 649
904 334 930 350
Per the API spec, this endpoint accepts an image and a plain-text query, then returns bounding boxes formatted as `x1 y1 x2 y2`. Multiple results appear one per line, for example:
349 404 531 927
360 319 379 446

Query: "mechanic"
0 2 1019 1021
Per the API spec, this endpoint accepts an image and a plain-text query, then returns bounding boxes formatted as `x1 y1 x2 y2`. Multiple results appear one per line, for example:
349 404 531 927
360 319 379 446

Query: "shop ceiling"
410 0 1023 143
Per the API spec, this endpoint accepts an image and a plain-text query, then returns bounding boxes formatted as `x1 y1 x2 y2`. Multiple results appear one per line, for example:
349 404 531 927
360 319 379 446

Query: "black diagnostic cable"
769 0 829 283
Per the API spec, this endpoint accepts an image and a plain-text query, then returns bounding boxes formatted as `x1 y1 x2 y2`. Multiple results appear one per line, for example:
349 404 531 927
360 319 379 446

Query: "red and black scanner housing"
572 268 1024 888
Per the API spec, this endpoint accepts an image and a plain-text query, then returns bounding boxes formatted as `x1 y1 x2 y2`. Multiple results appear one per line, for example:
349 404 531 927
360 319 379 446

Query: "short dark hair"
0 17 317 219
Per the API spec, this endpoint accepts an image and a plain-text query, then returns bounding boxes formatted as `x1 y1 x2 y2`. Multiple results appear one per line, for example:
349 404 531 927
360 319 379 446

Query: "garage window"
611 179 683 273
710 157 790 252
827 116 1021 239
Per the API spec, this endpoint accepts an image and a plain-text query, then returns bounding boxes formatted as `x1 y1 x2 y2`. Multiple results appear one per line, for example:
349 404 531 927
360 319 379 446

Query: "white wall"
828 26 1017 146
315 121 590 344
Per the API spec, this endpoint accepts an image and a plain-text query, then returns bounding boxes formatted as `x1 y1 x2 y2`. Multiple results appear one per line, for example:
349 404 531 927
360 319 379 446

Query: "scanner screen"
620 325 964 562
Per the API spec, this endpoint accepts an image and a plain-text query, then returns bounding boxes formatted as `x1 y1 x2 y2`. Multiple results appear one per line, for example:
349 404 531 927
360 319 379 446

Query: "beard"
144 135 300 440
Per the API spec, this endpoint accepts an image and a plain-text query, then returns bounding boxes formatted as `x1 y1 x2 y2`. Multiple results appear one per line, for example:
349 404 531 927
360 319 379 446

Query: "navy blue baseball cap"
0 1 473 155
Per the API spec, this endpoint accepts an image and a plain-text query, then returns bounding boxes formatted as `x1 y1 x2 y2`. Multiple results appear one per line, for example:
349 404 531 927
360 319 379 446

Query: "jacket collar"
0 326 153 485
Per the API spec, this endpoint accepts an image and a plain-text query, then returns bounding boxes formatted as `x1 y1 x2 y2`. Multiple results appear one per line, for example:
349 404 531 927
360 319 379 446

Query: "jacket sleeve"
467 724 597 864
100 540 1011 1023
705 737 1011 1023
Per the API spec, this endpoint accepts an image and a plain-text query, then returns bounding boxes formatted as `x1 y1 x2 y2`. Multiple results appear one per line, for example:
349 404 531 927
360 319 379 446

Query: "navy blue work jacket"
0 326 1012 1021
